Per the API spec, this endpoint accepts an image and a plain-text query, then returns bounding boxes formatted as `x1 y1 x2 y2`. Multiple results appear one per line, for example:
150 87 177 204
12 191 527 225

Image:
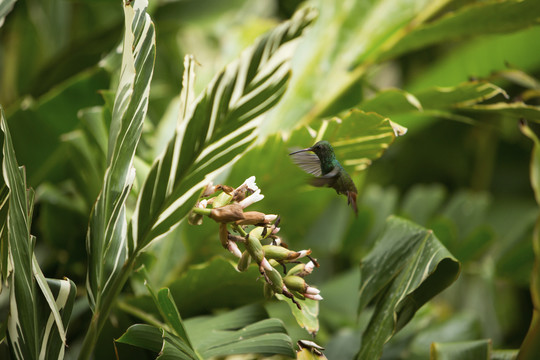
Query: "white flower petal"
239 189 264 208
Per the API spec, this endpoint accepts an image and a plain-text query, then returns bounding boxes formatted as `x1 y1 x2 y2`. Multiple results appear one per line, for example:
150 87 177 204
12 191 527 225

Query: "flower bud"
216 184 234 194
286 263 308 277
263 282 274 299
264 267 284 293
283 275 308 293
209 204 244 223
245 234 265 263
304 293 323 301
219 223 229 249
263 245 311 262
235 211 266 225
237 250 251 272
227 241 243 258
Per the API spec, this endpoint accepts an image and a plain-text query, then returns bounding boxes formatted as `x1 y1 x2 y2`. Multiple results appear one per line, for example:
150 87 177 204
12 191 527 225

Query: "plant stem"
78 256 137 360
191 206 211 216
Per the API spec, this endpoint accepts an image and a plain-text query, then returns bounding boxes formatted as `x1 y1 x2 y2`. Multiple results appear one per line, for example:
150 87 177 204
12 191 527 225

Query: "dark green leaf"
430 339 490 360
168 257 263 317
116 324 163 353
357 216 460 359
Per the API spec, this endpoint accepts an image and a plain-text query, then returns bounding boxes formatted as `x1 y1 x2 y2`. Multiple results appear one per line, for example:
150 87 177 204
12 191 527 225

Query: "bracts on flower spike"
190 176 322 310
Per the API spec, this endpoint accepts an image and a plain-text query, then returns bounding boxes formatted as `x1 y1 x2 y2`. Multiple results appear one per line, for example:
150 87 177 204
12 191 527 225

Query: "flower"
238 189 264 208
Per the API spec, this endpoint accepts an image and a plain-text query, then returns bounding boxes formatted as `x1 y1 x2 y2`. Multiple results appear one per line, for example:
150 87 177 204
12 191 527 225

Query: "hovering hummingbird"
289 140 358 215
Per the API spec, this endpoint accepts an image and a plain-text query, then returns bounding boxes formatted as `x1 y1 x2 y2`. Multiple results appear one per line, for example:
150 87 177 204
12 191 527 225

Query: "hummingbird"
289 140 358 215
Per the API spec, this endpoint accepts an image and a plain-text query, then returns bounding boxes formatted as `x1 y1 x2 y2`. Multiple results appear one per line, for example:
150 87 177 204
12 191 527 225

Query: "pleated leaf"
356 216 460 360
317 110 406 171
86 0 156 311
2 107 77 359
117 304 295 358
129 8 316 252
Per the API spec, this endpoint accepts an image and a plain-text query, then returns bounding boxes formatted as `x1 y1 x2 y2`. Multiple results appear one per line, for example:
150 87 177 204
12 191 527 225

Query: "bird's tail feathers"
347 191 358 216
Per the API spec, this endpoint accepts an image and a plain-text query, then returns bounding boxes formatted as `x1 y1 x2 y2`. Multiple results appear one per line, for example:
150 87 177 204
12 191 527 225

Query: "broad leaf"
276 294 319 335
86 0 156 311
185 304 294 359
430 339 491 360
320 110 405 171
168 257 263 317
262 0 450 134
116 324 163 353
129 8 316 252
118 304 295 358
381 0 540 61
356 216 460 359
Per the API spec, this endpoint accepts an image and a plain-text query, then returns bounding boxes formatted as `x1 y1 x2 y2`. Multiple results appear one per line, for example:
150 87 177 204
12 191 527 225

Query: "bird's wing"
289 148 322 176
309 166 339 187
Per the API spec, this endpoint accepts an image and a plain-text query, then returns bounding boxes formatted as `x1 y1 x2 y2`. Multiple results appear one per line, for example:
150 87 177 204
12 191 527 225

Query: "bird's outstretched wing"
289 148 322 176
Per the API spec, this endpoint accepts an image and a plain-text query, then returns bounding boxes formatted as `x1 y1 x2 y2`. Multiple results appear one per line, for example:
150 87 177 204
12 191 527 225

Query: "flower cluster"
189 176 322 308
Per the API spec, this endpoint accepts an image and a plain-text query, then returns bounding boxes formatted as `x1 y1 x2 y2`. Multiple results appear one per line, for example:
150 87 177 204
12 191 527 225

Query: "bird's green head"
309 140 336 162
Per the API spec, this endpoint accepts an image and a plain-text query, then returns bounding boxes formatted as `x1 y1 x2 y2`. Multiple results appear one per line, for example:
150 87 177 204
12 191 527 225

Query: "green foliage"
0 0 540 359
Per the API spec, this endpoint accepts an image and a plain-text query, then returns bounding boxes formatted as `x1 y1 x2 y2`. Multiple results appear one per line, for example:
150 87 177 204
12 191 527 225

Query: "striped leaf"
117 304 295 358
0 0 17 28
129 8 316 252
1 107 77 360
86 0 156 311
312 110 406 171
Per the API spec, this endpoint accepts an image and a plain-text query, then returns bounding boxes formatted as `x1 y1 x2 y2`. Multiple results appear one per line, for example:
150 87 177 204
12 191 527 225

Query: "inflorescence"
190 176 322 309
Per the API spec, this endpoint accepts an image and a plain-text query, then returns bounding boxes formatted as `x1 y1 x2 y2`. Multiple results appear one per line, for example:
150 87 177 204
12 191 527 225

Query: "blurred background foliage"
1 0 540 359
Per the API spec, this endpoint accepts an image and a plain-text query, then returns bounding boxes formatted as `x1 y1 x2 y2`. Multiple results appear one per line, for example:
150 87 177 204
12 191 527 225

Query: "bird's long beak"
289 147 313 155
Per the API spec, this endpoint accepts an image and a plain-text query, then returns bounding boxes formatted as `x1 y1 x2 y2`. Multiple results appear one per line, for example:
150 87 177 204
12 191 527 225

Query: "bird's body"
289 140 358 215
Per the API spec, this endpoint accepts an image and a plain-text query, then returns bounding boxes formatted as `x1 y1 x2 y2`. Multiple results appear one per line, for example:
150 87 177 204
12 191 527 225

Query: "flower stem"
191 207 211 216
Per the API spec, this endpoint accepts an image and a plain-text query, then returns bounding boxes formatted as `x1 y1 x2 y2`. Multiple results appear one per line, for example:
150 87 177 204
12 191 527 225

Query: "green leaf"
118 304 295 358
276 294 319 335
460 102 540 122
0 0 16 28
2 106 77 359
185 304 295 358
0 182 8 293
129 8 316 252
86 0 156 312
143 279 195 355
517 122 540 360
381 0 540 61
116 324 163 353
262 0 449 134
156 288 193 348
317 110 404 172
400 184 447 226
168 257 263 317
356 216 460 359
430 339 491 360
